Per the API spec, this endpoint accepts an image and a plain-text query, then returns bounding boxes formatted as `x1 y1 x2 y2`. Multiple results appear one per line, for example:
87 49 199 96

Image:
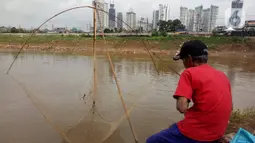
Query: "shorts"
146 123 220 143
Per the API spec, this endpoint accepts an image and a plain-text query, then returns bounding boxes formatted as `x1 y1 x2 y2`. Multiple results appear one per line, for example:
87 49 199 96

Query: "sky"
0 0 255 30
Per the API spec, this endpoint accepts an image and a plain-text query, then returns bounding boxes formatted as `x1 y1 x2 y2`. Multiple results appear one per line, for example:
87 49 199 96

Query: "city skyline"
180 5 219 32
0 0 255 30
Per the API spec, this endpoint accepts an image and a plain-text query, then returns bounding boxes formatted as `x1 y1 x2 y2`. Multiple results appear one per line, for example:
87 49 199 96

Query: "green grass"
227 107 255 134
0 34 248 49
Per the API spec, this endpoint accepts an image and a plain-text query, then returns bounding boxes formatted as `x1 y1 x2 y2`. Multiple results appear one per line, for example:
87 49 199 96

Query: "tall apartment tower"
202 8 211 32
201 5 219 32
117 12 123 29
180 5 218 32
104 2 109 29
159 4 170 21
180 7 188 28
92 0 105 31
187 9 195 31
126 9 136 30
193 5 203 32
208 5 219 32
152 10 159 29
109 3 116 29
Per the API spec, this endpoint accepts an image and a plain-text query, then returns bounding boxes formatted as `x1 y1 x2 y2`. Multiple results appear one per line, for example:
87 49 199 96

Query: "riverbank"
228 108 255 134
0 35 255 57
0 37 255 142
223 108 255 142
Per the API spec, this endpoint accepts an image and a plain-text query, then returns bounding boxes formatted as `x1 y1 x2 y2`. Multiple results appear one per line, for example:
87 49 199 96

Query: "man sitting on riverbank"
146 40 233 143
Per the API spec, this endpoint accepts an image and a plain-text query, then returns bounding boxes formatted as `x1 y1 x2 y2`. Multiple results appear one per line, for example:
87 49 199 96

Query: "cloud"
0 0 254 29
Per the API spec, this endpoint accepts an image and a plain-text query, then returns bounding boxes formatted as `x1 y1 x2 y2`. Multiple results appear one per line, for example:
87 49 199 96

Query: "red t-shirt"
174 64 232 141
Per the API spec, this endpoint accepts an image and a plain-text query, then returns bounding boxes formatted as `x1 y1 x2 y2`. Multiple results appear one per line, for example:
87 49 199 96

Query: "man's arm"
173 70 192 114
176 96 189 114
229 83 233 111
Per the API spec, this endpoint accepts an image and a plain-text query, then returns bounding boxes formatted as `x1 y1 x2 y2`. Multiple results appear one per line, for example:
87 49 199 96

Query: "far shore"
0 43 254 58
0 35 255 58
0 35 255 139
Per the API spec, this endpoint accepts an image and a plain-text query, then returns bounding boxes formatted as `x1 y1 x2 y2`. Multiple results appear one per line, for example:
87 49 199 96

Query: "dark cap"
173 40 208 61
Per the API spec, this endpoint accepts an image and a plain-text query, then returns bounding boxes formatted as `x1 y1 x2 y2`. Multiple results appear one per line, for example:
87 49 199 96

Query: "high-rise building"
126 10 136 30
92 0 105 31
152 4 169 30
109 3 116 29
159 4 170 21
117 12 123 29
104 2 109 29
180 7 195 31
193 5 203 32
180 7 188 28
180 5 218 32
202 8 211 32
208 5 219 32
152 10 159 29
187 9 195 31
138 17 152 32
201 5 218 32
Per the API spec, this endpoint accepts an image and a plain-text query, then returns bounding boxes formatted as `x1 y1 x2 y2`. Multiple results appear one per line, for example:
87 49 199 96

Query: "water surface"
0 52 255 143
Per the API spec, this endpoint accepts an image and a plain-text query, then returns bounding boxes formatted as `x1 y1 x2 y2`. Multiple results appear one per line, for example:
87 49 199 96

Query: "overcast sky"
0 0 255 30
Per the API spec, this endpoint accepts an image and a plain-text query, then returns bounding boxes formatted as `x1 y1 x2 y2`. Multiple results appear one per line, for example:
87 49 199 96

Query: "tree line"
0 27 48 33
152 19 186 36
103 19 185 35
1 19 185 35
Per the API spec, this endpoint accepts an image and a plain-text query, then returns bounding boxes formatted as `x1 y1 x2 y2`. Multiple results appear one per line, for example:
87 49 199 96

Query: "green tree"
18 28 25 33
104 28 111 33
157 19 185 33
10 27 18 33
152 30 159 36
170 19 185 32
118 28 123 33
139 27 144 33
158 20 168 32
114 28 118 33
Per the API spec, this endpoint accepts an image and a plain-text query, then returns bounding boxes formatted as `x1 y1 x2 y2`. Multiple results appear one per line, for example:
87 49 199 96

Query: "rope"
5 5 180 77
9 75 72 143
94 79 156 123
5 5 96 74
150 51 181 76
96 6 139 143
94 6 179 76
4 4 182 143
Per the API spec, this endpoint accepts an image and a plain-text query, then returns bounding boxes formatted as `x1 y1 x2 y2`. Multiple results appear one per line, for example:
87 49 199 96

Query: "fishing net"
1 4 184 143
6 53 168 143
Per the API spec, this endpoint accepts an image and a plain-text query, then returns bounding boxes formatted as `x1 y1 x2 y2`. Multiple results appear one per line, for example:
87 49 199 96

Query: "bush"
231 37 243 43
152 31 159 37
160 31 168 37
80 34 91 38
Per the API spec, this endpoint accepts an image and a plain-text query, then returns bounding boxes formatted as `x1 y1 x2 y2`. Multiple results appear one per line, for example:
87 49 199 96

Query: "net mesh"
2 4 183 143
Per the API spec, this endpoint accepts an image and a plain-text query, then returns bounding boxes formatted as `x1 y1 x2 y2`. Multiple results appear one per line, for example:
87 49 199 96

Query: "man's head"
173 40 208 68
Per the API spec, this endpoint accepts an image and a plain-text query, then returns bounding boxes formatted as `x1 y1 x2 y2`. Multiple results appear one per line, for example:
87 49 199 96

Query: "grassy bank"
227 107 255 134
0 34 250 47
0 34 255 56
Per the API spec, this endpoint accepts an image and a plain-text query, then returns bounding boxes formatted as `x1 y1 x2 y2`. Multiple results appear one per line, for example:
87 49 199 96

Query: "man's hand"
176 96 189 114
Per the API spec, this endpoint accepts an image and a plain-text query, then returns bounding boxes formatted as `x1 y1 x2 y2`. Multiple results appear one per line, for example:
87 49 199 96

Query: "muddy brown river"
0 52 255 143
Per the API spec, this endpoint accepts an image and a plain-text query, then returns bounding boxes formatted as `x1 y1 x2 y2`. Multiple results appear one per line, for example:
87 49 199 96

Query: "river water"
0 52 255 143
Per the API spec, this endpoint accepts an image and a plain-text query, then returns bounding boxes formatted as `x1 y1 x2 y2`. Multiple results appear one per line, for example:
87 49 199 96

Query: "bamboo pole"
92 2 97 108
95 6 138 142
